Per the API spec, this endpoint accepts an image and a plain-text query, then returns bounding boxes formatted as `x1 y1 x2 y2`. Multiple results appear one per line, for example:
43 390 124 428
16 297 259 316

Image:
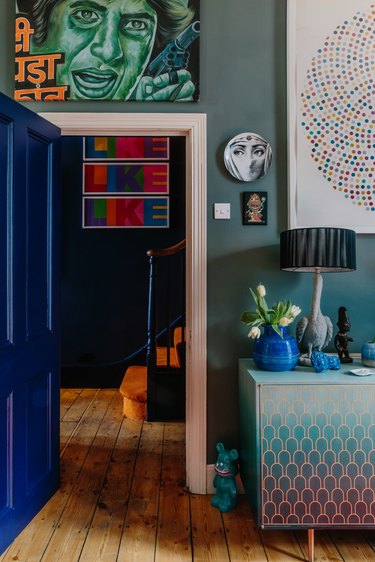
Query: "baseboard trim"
61 365 125 388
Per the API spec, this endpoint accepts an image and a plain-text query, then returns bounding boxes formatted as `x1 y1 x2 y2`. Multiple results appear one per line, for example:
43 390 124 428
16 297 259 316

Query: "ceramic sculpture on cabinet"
295 272 333 365
362 337 375 367
334 306 353 363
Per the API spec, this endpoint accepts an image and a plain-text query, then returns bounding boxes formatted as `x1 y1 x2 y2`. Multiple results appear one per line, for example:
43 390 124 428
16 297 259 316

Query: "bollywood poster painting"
14 0 200 102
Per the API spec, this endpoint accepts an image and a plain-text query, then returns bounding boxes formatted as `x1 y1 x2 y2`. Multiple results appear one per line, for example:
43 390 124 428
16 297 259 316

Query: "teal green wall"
2 0 374 463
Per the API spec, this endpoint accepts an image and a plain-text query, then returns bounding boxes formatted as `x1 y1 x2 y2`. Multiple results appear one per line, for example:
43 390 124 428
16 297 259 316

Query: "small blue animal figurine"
311 351 341 373
211 442 239 512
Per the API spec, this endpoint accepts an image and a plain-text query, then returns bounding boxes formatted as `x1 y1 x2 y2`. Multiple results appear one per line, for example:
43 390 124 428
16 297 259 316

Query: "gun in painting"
146 20 200 77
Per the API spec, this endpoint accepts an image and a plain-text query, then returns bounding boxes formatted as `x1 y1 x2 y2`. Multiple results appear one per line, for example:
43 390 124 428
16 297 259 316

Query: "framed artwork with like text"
81 135 171 228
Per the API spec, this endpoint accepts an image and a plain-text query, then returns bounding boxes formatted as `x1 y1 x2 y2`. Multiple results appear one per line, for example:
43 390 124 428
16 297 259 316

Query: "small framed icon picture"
242 192 268 225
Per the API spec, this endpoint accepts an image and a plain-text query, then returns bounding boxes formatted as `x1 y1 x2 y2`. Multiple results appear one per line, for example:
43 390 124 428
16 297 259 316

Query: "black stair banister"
146 238 186 367
146 239 186 420
146 251 157 419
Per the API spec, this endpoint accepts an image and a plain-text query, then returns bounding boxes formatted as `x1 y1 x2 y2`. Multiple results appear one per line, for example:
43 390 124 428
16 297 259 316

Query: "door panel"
26 131 53 338
0 93 60 553
0 116 12 350
0 394 11 517
26 372 52 491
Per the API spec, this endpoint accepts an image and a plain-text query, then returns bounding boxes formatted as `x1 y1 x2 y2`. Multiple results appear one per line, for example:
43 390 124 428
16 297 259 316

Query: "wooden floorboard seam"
111 417 146 562
154 423 166 562
77 411 128 562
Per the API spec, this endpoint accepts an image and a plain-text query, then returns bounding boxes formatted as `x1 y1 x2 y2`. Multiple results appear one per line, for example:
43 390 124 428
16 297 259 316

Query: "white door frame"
40 112 207 494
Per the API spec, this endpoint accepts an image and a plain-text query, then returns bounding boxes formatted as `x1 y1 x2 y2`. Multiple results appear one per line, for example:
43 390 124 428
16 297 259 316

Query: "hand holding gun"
146 20 200 77
131 21 200 101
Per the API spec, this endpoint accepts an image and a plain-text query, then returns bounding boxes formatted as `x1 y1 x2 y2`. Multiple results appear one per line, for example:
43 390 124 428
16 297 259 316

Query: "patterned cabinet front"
238 359 375 532
260 384 375 528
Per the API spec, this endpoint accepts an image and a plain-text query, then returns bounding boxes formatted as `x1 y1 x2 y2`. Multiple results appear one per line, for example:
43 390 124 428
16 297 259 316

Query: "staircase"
119 240 186 421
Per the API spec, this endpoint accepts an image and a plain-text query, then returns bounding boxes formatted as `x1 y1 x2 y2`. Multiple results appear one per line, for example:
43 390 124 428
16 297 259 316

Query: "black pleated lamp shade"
280 228 356 272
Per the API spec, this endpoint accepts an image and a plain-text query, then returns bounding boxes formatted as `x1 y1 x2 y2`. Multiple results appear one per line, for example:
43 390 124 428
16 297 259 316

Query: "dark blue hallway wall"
60 136 186 385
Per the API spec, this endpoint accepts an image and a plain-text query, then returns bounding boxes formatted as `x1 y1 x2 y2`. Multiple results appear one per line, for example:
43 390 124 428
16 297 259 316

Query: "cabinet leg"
308 529 314 562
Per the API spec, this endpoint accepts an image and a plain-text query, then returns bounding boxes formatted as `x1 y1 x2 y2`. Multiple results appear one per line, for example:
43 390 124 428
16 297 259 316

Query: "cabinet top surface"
239 358 375 385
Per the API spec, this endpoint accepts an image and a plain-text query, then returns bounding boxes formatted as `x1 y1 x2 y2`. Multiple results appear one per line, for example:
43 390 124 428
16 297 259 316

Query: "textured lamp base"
298 353 312 367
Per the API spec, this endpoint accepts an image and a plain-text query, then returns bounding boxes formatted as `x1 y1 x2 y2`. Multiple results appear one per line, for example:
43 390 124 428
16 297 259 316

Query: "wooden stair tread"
174 326 185 347
157 327 186 368
156 346 180 368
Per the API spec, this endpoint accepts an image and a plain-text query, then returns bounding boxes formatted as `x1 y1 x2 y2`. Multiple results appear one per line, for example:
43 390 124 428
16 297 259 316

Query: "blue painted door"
0 93 60 553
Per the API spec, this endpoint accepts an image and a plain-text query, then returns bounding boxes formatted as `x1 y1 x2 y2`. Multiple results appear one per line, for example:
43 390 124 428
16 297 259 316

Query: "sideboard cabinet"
238 359 375 560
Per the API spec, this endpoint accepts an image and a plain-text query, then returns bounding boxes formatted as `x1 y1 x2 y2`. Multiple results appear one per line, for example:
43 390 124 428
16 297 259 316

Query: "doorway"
60 134 186 394
40 112 207 494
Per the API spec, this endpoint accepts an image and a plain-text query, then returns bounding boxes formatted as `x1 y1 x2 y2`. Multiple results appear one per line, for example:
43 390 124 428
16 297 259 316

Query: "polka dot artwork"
300 4 375 213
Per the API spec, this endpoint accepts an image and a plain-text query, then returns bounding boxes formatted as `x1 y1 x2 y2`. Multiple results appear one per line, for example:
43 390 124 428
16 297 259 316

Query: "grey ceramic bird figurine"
296 271 333 364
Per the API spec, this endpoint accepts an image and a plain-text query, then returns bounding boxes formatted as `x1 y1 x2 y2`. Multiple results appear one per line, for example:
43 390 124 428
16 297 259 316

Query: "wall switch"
214 203 231 219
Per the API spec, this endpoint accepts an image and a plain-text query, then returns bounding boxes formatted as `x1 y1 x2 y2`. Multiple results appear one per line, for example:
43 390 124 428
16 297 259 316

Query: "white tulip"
257 284 266 298
248 326 261 339
290 305 301 318
279 317 293 326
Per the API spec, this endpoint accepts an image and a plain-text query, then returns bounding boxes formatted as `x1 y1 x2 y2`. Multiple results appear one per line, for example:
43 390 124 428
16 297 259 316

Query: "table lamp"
280 227 356 364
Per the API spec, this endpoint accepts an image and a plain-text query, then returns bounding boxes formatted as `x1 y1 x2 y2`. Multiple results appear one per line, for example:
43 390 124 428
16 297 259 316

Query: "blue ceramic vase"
253 325 299 371
361 341 375 367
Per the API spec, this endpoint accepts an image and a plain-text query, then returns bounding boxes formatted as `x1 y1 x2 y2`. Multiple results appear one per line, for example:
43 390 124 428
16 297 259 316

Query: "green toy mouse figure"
211 442 239 512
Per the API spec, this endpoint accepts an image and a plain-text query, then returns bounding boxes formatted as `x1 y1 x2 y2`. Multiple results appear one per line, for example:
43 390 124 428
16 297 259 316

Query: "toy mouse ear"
230 449 239 461
216 442 224 452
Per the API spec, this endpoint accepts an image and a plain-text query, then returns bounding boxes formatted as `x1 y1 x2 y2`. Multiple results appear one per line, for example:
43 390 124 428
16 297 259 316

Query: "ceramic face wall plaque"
224 132 272 182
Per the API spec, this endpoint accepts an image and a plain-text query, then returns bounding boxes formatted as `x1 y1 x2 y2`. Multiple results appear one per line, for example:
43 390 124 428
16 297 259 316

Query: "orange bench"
119 365 147 420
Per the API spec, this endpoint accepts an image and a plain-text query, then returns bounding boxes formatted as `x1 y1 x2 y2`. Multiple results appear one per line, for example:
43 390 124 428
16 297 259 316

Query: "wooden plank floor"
2 389 375 561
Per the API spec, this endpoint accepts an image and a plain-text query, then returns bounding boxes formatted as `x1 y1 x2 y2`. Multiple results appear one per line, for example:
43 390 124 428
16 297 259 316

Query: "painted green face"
36 0 157 100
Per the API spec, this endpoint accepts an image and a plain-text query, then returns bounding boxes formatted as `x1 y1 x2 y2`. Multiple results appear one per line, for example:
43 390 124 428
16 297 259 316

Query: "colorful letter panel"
84 137 170 160
83 163 169 194
82 136 171 228
83 197 169 228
